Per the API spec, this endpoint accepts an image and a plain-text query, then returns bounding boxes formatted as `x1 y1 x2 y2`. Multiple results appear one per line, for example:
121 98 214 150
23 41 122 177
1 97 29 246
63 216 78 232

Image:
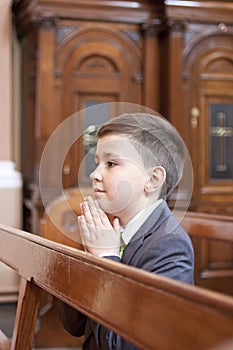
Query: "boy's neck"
119 195 160 227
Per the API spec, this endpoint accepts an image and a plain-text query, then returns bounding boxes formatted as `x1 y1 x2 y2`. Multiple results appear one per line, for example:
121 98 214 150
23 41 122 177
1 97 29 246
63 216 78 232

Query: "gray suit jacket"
60 201 194 350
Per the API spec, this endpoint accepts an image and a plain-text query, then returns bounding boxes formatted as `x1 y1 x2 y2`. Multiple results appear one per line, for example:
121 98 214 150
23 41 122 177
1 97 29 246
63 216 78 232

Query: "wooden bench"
40 188 233 296
0 224 233 350
181 211 233 243
181 211 233 295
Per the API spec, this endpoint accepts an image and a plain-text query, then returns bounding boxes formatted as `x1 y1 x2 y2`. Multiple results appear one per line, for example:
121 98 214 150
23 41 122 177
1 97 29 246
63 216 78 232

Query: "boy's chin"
96 199 115 216
96 198 127 217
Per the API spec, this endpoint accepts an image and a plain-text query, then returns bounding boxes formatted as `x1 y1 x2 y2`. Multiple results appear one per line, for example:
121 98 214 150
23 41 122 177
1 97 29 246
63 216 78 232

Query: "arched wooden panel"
54 25 143 187
184 31 233 214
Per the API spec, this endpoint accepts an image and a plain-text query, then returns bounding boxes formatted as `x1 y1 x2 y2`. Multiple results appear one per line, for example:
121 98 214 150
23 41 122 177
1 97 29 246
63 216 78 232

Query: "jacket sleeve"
59 301 87 337
140 232 194 284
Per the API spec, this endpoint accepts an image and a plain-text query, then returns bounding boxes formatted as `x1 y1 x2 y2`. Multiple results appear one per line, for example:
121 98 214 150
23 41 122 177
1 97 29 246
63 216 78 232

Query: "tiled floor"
0 302 81 349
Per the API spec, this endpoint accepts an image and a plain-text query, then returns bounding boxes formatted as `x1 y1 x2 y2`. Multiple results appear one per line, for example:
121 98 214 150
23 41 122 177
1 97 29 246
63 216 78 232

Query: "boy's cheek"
97 193 132 215
113 180 133 205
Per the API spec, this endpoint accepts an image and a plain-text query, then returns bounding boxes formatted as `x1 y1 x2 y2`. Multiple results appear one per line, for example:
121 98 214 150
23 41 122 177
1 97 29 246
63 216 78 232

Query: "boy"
60 112 194 349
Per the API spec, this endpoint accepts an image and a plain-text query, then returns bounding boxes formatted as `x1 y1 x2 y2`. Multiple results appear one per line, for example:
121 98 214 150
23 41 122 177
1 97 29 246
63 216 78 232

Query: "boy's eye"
107 161 117 168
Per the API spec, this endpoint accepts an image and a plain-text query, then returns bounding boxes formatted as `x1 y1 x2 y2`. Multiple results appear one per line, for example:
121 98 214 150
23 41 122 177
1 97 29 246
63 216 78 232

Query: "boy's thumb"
112 217 120 231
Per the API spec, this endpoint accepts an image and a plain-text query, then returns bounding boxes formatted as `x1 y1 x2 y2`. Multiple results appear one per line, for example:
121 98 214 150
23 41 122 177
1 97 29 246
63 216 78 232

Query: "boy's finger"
94 200 112 226
112 217 120 232
85 197 103 227
78 215 91 242
82 201 95 227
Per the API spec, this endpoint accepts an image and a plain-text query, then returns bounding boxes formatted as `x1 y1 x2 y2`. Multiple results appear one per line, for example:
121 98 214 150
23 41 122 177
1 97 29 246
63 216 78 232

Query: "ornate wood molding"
141 18 168 37
166 0 233 24
13 0 165 37
167 19 185 33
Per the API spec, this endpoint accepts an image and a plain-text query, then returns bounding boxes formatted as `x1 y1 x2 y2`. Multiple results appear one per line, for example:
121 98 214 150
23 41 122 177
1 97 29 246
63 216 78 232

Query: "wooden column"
35 17 56 163
27 18 57 233
141 20 164 112
167 21 187 141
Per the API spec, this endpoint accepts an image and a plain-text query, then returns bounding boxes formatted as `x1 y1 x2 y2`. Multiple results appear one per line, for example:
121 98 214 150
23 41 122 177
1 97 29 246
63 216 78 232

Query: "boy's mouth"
93 188 105 193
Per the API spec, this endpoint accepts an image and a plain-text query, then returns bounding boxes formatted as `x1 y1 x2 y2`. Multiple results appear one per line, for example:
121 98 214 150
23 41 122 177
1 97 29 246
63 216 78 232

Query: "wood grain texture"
181 211 233 295
0 223 233 350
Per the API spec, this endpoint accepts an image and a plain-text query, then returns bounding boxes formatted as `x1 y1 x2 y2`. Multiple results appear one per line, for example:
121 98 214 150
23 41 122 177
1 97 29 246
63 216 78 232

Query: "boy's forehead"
96 134 143 162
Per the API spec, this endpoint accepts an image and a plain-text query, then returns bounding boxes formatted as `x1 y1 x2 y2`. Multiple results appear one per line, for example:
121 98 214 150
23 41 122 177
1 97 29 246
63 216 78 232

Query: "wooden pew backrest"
40 187 90 250
0 224 233 350
182 211 233 242
181 211 233 295
40 190 233 297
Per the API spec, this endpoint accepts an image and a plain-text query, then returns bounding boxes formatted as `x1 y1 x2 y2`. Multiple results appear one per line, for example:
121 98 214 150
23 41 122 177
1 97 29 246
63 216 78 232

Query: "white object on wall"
0 161 22 302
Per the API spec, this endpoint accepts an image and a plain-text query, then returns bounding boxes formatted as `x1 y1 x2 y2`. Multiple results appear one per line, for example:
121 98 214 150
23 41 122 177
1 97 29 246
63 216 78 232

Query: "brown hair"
97 113 186 197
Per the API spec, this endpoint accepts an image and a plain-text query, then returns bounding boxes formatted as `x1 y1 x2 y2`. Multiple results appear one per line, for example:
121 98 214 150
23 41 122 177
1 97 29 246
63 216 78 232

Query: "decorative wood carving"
13 0 165 233
166 1 233 215
183 31 233 213
166 0 233 299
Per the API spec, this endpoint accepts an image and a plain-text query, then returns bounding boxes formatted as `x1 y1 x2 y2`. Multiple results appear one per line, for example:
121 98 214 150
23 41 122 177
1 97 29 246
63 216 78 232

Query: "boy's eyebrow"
105 152 120 158
95 152 121 161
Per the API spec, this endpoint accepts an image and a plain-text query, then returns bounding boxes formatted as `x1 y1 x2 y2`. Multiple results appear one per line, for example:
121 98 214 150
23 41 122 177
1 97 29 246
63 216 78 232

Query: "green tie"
119 235 126 259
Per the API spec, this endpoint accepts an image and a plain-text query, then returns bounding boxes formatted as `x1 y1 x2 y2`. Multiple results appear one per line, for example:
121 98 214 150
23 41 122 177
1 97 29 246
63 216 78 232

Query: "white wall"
0 0 21 302
0 0 12 160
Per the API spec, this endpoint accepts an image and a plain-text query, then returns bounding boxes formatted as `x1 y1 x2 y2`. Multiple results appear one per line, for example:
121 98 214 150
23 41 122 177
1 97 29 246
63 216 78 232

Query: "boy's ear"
145 166 166 194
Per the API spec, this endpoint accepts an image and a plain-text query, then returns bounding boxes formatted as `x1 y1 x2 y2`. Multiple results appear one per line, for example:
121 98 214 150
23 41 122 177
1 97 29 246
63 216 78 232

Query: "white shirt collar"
121 199 163 245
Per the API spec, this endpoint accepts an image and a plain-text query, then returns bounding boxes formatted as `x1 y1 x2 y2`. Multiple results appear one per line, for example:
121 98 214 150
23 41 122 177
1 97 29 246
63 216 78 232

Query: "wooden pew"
181 211 233 295
0 224 233 350
181 211 233 243
40 188 233 297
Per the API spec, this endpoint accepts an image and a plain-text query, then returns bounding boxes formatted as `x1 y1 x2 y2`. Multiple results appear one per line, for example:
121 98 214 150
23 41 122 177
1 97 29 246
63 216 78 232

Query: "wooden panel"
13 0 165 33
13 1 167 233
166 0 233 24
1 224 233 350
186 32 233 213
182 211 233 296
54 23 143 188
166 1 233 215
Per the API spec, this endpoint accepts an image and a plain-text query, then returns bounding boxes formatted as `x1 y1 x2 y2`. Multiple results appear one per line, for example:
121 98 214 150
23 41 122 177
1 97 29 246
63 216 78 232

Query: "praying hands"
78 196 121 257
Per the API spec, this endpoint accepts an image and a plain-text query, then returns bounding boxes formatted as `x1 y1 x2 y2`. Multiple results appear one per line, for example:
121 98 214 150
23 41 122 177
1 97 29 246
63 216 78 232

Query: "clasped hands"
78 196 121 257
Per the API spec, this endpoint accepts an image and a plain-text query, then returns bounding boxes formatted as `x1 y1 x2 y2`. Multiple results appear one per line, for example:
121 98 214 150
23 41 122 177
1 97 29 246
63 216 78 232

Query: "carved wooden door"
184 30 233 214
184 28 233 293
54 22 143 188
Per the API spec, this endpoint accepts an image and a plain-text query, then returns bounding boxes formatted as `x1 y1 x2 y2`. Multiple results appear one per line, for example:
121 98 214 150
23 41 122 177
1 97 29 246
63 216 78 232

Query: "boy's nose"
90 166 102 181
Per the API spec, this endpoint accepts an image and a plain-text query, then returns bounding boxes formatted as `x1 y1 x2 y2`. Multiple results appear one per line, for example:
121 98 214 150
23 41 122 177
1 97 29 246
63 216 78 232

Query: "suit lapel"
122 201 171 265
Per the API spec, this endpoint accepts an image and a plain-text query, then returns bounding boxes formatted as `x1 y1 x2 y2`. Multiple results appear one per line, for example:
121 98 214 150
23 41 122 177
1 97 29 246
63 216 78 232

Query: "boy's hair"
96 112 186 197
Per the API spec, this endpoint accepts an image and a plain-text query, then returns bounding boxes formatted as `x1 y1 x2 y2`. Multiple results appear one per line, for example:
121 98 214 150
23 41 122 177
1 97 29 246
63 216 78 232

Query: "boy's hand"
78 196 121 256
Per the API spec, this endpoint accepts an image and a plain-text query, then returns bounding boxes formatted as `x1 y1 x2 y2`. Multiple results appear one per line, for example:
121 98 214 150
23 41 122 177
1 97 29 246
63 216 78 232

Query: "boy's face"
90 134 150 224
